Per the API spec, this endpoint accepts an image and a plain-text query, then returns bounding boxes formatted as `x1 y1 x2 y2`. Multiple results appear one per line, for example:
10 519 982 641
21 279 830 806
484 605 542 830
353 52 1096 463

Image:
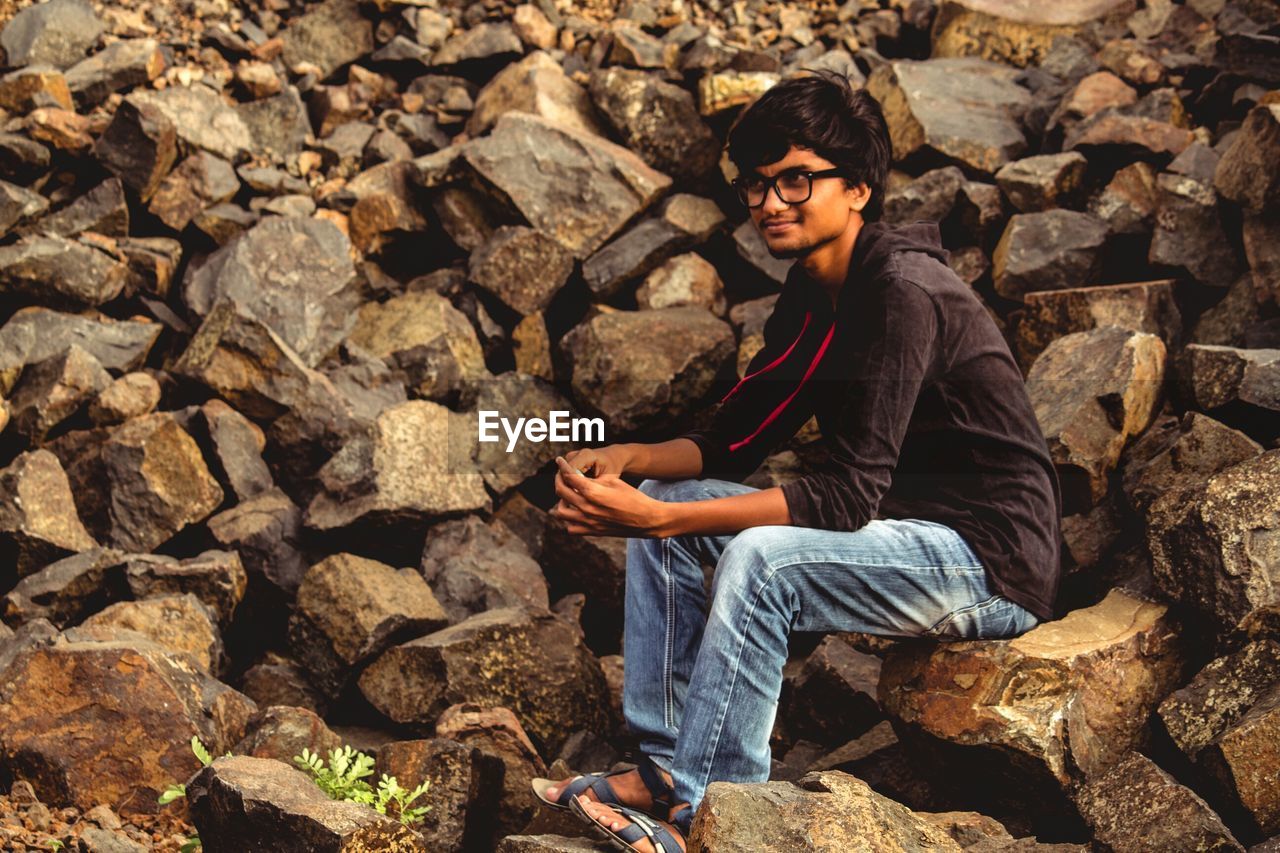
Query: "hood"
791 220 950 316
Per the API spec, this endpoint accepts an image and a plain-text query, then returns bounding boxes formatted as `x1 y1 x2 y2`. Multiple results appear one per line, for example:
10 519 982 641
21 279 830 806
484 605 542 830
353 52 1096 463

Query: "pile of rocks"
0 0 1278 849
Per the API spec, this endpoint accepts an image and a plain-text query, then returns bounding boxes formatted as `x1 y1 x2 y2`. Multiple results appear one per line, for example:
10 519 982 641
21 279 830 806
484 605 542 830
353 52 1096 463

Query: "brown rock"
992 210 1110 301
1198 681 1280 838
930 0 1137 68
0 449 97 579
7 343 111 441
123 550 247 629
92 97 177 201
1214 103 1280 213
420 515 549 623
1121 411 1262 517
468 50 605 140
87 371 161 426
376 737 504 852
468 224 576 315
232 705 342 764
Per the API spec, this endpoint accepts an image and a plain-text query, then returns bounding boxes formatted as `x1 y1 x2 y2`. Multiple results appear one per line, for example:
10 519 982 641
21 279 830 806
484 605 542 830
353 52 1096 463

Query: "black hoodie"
676 220 1065 622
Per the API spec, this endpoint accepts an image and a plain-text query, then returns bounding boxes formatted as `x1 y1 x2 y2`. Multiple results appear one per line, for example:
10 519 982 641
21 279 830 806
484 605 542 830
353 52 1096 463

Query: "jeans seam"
662 536 675 730
926 593 1003 635
690 558 789 797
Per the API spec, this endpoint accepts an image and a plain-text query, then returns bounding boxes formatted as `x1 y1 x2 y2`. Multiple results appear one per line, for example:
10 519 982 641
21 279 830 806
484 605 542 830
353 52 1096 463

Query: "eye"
778 173 809 191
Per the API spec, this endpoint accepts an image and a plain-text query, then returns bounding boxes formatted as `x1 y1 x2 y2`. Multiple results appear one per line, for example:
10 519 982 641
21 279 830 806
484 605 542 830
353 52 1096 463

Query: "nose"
759 180 791 218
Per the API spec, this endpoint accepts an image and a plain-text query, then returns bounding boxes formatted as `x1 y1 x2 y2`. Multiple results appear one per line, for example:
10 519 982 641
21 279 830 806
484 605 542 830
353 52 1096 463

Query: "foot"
577 796 690 853
542 764 673 811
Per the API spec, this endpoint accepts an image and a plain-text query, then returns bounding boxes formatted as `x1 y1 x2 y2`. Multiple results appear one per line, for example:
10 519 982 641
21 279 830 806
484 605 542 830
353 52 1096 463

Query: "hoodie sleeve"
675 289 825 482
778 279 940 532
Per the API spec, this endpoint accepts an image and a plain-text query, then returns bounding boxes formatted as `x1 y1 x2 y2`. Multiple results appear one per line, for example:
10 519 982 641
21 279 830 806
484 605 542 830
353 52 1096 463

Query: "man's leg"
668 517 1040 813
623 477 762 776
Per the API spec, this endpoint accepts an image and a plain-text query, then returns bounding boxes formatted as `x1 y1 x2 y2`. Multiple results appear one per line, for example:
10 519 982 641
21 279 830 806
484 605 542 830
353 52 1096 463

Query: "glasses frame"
732 167 847 208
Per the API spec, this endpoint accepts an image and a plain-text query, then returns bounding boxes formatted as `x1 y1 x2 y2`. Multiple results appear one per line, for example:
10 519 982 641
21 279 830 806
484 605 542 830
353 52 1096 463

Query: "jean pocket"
925 595 1037 640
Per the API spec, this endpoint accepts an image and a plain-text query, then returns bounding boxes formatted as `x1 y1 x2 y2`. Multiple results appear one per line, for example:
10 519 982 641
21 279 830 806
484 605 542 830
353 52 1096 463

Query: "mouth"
763 220 797 233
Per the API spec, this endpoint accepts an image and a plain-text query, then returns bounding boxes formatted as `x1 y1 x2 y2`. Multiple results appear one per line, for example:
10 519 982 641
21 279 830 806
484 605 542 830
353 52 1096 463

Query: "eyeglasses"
731 168 846 208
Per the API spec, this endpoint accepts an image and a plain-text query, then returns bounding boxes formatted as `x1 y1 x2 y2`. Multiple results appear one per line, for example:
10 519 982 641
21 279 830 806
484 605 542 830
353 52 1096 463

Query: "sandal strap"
635 755 674 814
610 805 683 853
556 770 625 808
670 803 693 837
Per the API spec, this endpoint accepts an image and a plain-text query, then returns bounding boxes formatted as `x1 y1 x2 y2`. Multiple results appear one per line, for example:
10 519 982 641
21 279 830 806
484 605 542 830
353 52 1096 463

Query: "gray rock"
1174 344 1280 435
288 553 448 698
995 151 1088 212
1121 411 1263 517
0 235 130 308
637 252 726 316
2 547 128 627
30 177 128 238
186 755 422 851
305 400 491 533
468 50 606 140
236 86 311 163
1027 326 1165 513
587 66 720 186
993 209 1110 300
147 151 239 232
63 37 163 107
1089 161 1159 236
0 449 97 580
182 217 359 368
419 515 550 623
279 0 373 81
457 111 671 260
0 179 48 232
432 21 524 67
882 166 966 224
1149 172 1240 289
472 372 577 495
7 343 111 441
128 85 253 162
198 398 273 502
559 306 735 434
867 57 1033 176
581 193 725 299
0 0 103 69
208 487 308 597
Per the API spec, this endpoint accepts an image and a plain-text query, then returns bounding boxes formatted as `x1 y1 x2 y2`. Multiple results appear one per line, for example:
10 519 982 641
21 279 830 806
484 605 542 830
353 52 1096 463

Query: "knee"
638 477 704 503
713 528 783 592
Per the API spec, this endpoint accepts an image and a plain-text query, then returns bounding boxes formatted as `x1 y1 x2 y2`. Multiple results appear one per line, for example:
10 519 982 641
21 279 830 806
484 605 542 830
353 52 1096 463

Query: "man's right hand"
563 445 632 480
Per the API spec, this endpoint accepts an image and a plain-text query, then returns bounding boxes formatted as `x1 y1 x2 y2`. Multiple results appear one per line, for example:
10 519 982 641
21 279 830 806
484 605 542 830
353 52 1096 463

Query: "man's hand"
563 445 632 480
550 455 672 538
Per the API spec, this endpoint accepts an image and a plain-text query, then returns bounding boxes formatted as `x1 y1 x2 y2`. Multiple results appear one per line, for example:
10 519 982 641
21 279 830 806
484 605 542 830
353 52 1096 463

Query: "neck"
799 217 863 309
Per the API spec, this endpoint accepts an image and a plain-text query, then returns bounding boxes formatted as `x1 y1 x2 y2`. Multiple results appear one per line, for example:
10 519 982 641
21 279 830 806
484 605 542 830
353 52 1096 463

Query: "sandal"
531 754 674 816
573 799 694 853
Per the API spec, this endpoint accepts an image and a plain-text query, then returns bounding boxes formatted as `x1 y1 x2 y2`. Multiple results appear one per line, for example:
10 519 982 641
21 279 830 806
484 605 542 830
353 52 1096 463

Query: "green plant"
48 841 65 851
157 736 231 850
293 746 431 826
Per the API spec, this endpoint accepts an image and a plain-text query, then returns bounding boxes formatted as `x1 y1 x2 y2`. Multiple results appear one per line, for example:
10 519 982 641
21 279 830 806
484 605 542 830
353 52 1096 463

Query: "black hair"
726 68 891 222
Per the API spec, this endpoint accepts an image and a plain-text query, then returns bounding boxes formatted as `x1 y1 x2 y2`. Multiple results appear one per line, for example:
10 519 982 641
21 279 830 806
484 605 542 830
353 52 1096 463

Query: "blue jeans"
623 477 1041 814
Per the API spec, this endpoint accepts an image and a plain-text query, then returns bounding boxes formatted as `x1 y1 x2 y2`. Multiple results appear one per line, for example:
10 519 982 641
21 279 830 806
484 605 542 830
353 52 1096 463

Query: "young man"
536 69 1064 853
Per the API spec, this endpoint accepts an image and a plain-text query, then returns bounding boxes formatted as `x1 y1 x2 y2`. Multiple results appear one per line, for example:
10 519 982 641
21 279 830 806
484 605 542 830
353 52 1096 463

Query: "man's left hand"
550 456 672 538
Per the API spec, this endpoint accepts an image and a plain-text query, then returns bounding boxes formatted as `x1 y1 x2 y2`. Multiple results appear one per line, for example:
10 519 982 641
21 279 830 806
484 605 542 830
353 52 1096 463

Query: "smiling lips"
764 220 797 231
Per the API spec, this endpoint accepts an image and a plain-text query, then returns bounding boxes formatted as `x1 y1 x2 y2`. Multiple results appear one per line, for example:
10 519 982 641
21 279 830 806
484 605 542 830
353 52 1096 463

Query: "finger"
553 474 591 511
555 456 596 491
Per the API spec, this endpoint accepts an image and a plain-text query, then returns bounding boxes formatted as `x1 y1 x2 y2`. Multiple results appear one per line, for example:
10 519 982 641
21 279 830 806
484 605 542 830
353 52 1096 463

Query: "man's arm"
656 485 792 537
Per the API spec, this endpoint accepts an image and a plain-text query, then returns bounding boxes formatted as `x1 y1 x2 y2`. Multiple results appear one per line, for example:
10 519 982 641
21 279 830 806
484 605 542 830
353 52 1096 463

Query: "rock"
879 589 1185 799
1051 70 1138 133
435 704 549 838
232 704 341 767
1148 172 1240 289
7 344 111 442
882 165 967 224
467 50 605 140
71 378 142 439
1013 278 1180 372
453 111 671 260
582 193 725 299
1027 326 1165 512
993 210 1110 300
696 70 779 116
0 449 97 579
0 634 257 816
472 372 578 495
689 770 962 851
1157 639 1280 766
1173 345 1280 437
1063 110 1195 163
376 737 503 852
419 515 549 623
559 306 734 434
1197 680 1280 838
995 152 1088 212
781 635 883 747
468 225 576 315
126 85 251 164
1243 212 1280 306
1214 103 1280 213
182 217 360 368
305 400 491 533
123 550 247 629
358 607 609 756
2 547 129 627
102 411 224 553
345 289 487 402
207 487 308 597
63 37 164 107
497 837 610 852
930 0 1135 68
287 553 448 698
1147 449 1280 644
32 177 129 238
92 97 177 201
0 0 103 69
867 57 1033 176
511 5 556 51
432 21 523 69
147 152 239 232
197 398 272 501
587 66 720 186
0 179 48 233
0 235 131 309
1088 161 1158 236
237 87 311 163
1122 411 1263 518
0 66 71 113
637 252 726 315
280 0 373 81
186 755 424 851
78 593 225 675
238 651 329 717
1075 750 1244 852
0 132 50 181
345 159 428 254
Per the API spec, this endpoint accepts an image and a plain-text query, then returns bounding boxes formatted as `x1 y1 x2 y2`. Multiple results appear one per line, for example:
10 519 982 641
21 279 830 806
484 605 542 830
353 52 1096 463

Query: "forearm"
657 486 792 537
619 438 705 480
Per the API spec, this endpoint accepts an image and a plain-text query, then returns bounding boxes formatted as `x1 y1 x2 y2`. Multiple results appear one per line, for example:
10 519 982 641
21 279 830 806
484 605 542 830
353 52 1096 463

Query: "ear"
847 181 871 213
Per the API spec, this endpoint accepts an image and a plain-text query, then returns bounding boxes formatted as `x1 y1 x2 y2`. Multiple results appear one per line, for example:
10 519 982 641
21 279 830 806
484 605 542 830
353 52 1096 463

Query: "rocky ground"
0 0 1278 850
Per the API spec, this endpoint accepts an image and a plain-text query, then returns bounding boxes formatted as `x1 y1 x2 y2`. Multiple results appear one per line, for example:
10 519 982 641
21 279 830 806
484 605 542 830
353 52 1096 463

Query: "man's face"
743 146 863 259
